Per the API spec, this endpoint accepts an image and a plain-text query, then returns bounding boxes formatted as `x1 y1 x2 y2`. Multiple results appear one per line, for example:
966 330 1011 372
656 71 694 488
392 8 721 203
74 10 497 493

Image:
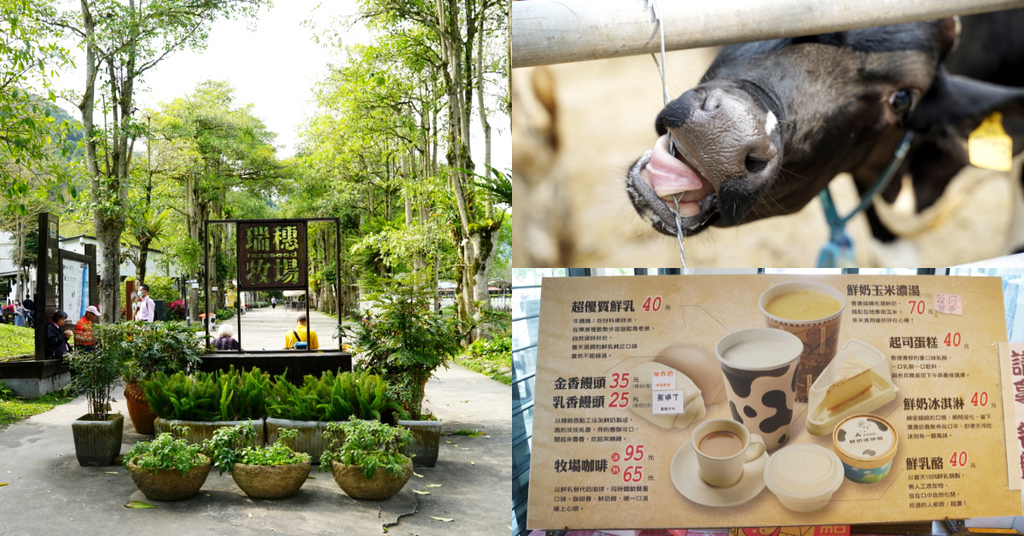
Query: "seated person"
74 306 100 351
46 310 71 359
285 313 319 350
212 323 240 350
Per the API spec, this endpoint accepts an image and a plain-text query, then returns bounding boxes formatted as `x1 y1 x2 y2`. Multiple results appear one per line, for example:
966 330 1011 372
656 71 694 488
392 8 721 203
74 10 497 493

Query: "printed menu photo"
527 275 1022 530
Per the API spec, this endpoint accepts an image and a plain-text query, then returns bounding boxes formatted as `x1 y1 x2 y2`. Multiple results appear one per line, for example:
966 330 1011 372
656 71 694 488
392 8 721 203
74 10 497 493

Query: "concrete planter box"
265 418 332 464
398 418 441 467
71 413 124 466
153 417 262 446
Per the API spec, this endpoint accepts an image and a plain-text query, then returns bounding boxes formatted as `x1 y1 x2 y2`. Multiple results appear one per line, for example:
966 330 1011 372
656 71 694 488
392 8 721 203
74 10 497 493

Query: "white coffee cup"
692 418 766 487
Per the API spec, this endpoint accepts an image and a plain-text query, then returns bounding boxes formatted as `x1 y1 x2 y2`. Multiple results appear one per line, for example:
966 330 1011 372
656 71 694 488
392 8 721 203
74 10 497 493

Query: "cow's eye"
889 90 913 113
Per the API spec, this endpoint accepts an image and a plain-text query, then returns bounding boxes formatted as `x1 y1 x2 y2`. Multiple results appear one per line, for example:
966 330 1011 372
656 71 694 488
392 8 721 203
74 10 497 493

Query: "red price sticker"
935 294 962 315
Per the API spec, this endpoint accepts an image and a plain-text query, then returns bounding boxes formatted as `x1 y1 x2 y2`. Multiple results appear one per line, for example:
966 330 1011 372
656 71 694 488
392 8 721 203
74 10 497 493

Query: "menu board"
527 275 1022 530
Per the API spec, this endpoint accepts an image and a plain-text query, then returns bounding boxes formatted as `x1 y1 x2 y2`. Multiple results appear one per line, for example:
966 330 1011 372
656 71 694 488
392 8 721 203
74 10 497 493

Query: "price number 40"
642 296 662 312
971 391 988 407
949 451 969 468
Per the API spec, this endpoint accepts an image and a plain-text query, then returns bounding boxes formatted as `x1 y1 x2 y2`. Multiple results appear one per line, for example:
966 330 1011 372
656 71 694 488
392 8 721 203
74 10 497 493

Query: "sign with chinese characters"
528 275 1021 530
236 220 308 290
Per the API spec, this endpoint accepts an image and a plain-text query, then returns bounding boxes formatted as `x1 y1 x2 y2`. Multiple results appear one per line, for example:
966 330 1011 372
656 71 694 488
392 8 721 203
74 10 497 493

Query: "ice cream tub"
832 414 898 484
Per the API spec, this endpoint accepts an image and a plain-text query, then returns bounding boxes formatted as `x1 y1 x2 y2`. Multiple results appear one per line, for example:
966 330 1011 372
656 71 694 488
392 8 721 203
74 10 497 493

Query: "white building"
0 231 172 303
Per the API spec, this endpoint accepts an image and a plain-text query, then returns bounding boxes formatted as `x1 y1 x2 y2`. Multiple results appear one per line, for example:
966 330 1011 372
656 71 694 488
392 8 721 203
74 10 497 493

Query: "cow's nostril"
745 153 769 174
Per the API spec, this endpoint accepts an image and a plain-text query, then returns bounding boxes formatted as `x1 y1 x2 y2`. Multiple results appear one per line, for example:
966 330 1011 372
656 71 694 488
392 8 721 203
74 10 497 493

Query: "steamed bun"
629 361 706 430
654 343 726 405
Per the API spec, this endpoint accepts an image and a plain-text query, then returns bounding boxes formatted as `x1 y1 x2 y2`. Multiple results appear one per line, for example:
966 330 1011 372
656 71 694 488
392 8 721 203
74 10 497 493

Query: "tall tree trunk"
470 220 500 338
476 25 493 219
79 0 123 323
136 238 150 285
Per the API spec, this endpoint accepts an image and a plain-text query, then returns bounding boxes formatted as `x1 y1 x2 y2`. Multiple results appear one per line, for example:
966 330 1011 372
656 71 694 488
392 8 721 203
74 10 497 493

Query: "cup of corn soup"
759 282 846 402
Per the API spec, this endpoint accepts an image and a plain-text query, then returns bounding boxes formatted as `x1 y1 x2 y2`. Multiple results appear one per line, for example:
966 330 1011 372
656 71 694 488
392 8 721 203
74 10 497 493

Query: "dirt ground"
512 48 1024 268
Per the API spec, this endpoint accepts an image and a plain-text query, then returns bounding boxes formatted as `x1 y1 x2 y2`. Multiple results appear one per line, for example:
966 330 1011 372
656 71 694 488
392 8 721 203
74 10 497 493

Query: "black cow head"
626 17 1024 237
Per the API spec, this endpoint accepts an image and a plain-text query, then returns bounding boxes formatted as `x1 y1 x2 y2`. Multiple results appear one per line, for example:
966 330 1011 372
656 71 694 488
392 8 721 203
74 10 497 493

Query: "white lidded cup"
691 418 766 488
716 328 804 451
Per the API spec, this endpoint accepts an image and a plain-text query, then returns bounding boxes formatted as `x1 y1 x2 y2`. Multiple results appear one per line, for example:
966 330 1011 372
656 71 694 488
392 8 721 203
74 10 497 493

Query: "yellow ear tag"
968 111 1013 172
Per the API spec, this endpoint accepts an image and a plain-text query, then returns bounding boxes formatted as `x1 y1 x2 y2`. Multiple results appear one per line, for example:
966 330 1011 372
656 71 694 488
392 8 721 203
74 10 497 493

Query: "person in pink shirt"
136 284 155 322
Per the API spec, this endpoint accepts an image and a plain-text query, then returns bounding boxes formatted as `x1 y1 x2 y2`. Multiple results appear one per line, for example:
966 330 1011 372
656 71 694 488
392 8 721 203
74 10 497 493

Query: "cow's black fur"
626 9 1024 244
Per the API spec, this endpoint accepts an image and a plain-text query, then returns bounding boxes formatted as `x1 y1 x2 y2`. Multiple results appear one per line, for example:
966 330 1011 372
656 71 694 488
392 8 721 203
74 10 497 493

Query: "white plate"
670 440 768 507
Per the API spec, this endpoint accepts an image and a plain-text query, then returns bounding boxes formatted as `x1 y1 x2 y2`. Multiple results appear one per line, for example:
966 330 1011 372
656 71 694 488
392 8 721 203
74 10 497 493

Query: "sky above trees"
49 0 510 167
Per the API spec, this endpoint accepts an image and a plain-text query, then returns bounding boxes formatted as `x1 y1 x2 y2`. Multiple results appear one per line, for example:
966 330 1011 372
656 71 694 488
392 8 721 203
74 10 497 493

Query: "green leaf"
125 501 156 509
430 516 453 522
412 489 429 495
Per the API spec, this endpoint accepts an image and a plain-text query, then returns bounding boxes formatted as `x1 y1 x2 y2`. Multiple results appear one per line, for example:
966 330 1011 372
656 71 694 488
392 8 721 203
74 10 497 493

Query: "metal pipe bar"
511 0 1024 68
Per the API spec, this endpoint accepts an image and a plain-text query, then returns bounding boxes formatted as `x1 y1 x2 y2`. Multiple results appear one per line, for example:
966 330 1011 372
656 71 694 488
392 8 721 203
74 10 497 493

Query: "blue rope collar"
817 131 916 267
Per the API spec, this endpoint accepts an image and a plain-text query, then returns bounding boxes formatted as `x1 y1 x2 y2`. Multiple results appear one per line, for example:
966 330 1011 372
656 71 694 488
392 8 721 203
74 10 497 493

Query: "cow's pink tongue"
640 134 703 217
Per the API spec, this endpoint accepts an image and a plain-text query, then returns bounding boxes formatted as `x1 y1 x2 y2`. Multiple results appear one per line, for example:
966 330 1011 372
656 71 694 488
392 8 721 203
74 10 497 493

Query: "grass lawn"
0 387 73 429
0 324 35 362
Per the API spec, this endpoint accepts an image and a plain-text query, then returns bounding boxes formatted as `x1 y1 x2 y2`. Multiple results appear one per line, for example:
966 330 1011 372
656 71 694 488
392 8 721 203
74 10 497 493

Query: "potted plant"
145 366 271 444
320 418 413 500
123 424 212 501
116 321 204 434
206 421 312 499
66 347 124 466
346 273 465 466
264 370 406 463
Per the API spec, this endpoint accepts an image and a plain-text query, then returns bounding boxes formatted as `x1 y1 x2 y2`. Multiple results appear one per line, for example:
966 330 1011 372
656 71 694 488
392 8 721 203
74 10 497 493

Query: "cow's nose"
667 87 778 191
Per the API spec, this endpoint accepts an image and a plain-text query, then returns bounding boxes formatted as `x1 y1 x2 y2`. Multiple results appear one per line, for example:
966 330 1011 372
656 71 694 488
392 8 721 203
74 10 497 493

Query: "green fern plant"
265 370 406 423
142 367 270 421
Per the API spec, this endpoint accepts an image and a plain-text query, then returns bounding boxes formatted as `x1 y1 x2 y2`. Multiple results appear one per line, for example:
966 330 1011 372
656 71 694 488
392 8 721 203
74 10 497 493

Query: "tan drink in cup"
759 281 845 402
691 418 766 488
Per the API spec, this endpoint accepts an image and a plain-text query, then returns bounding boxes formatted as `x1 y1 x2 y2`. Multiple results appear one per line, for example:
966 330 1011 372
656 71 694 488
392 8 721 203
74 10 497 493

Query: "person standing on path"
12 300 25 327
136 284 155 322
271 296 277 309
74 306 100 352
284 312 319 350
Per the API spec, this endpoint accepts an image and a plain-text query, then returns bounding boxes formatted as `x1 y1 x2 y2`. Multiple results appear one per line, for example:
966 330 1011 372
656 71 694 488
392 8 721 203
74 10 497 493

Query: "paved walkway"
0 362 512 535
211 305 344 351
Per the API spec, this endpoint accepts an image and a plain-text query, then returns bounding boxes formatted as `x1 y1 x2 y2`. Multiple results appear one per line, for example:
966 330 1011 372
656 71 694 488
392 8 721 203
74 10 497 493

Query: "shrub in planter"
345 273 467 420
67 347 124 466
124 424 211 501
264 370 406 463
111 321 204 434
320 418 413 500
206 421 311 499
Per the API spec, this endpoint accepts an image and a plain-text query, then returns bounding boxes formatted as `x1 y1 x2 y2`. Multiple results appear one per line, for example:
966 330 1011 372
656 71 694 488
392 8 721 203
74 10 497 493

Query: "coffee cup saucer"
670 440 768 507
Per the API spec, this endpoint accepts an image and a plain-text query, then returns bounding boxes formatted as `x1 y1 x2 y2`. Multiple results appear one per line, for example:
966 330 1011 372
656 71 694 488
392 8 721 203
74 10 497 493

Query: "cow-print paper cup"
758 281 846 403
716 328 803 451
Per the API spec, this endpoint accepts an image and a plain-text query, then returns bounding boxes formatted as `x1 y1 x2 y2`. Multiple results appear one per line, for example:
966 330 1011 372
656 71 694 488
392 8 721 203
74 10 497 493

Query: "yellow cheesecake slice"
825 358 875 413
